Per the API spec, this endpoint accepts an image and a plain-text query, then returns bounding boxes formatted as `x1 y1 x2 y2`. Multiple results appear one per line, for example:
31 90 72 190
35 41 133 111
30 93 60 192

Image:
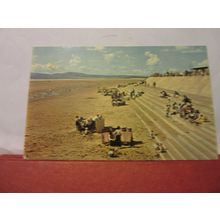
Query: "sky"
32 46 209 75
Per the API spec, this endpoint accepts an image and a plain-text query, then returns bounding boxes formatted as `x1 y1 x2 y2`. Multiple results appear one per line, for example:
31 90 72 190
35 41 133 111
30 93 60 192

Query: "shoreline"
30 77 146 81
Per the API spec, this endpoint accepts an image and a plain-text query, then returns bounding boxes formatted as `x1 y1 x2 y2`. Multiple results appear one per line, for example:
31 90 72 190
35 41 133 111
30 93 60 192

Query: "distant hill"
31 72 145 79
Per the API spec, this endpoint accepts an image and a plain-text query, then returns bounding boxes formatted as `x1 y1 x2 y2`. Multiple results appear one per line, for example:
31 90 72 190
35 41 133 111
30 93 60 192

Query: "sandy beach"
24 76 218 160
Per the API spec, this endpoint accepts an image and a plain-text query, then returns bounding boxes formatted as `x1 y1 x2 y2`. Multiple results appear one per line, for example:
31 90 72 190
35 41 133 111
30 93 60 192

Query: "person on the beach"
114 126 122 146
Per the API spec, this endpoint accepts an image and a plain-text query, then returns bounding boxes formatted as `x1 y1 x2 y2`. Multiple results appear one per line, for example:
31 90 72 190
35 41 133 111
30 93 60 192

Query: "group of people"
111 91 127 106
99 80 146 106
130 88 144 99
111 87 144 101
102 126 133 147
111 91 126 99
149 130 168 155
117 80 146 88
153 142 167 153
103 87 144 106
75 114 103 134
160 90 170 98
160 90 181 98
165 94 207 125
101 126 134 158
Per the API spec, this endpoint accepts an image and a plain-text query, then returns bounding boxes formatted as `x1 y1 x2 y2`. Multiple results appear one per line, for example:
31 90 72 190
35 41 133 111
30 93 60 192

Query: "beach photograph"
24 46 218 160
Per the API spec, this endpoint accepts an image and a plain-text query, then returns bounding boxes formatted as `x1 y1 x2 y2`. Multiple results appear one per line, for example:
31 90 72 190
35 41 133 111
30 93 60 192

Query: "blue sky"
32 46 208 75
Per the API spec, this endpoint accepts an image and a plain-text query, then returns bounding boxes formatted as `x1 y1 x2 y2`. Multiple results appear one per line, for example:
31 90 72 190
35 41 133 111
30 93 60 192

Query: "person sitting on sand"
150 130 155 139
183 104 194 120
108 148 119 158
192 113 207 125
153 142 167 153
84 127 89 135
172 102 178 110
92 114 102 121
75 116 86 133
154 142 161 151
165 104 171 117
189 110 200 122
130 89 136 99
182 95 191 104
160 90 169 98
75 116 81 131
159 143 167 153
109 128 116 146
173 91 180 97
114 126 122 146
188 109 196 121
172 102 179 115
179 103 187 118
87 118 95 131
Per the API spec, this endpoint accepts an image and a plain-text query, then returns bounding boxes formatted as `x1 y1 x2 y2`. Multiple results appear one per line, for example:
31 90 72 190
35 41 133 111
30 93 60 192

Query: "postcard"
24 46 218 160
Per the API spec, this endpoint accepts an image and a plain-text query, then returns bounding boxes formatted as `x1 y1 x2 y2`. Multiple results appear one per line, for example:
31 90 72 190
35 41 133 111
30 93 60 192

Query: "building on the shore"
149 66 209 78
191 66 209 76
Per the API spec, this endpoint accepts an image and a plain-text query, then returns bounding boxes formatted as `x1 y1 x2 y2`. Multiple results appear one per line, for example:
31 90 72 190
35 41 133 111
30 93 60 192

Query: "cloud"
69 55 81 66
32 63 58 72
32 63 44 72
104 53 115 63
144 51 160 65
46 63 58 71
